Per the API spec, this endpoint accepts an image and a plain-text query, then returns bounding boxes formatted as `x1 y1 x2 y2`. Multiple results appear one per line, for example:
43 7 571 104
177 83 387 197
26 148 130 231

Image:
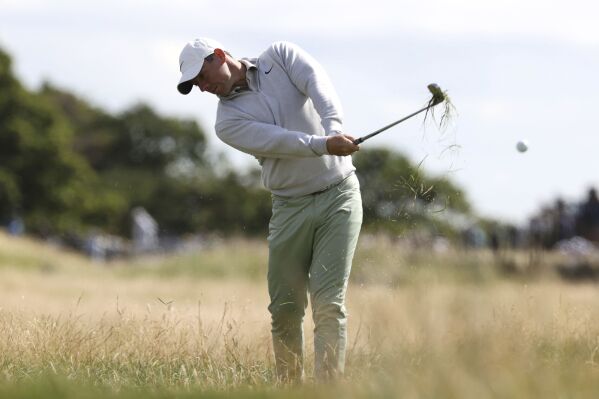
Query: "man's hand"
326 134 360 156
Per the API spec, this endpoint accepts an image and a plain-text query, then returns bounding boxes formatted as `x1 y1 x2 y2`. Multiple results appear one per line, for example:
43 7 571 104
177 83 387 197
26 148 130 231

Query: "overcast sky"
1 0 598 224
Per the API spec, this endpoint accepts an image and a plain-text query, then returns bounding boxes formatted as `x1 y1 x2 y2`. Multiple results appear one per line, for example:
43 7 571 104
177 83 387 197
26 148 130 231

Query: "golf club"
353 83 446 145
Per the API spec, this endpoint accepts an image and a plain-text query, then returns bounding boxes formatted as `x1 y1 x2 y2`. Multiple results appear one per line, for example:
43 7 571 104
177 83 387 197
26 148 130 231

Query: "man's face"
191 51 233 96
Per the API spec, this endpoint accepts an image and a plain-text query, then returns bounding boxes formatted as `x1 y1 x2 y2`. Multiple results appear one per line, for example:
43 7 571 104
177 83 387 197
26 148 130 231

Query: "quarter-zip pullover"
215 41 355 197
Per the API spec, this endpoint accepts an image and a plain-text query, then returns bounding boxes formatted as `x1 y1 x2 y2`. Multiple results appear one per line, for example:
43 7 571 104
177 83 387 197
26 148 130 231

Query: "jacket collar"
219 58 258 100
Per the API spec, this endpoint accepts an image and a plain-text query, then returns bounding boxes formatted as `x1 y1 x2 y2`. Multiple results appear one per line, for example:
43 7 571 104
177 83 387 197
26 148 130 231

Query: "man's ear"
213 48 226 62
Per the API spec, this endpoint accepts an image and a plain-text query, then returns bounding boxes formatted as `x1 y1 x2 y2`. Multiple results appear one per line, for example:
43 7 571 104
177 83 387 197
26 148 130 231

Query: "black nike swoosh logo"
265 65 273 74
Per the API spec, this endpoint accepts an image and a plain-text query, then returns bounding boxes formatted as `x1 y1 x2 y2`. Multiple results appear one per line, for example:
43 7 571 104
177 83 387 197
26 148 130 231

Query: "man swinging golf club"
177 38 362 383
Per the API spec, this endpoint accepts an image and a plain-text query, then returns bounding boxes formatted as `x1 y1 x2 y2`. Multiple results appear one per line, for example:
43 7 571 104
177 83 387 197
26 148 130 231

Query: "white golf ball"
516 140 529 153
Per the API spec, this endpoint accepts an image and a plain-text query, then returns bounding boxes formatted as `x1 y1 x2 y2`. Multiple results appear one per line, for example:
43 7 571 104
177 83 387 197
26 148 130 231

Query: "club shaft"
353 104 432 145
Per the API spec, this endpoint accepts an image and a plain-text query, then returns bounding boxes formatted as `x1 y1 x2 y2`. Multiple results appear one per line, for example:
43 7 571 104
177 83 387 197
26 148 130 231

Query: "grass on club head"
423 86 457 131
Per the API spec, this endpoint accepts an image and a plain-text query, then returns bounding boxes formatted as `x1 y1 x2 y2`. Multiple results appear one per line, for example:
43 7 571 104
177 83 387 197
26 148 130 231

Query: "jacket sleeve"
269 41 344 135
215 108 329 158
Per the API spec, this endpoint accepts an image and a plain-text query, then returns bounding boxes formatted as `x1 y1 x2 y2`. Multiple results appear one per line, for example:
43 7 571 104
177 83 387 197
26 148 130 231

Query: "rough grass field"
1 231 599 398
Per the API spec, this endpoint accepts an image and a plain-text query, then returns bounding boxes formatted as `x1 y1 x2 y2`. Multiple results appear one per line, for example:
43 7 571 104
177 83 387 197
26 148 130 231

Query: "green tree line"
0 46 471 240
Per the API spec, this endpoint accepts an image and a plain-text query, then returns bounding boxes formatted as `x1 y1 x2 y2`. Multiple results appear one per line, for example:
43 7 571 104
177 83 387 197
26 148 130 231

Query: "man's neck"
231 61 248 90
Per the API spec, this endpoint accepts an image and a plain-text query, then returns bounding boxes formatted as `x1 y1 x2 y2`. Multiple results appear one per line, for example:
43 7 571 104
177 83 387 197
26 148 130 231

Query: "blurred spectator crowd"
462 187 599 251
528 187 599 249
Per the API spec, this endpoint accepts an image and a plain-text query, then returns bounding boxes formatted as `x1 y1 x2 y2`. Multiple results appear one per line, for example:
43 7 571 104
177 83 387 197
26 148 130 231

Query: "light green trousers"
267 173 363 382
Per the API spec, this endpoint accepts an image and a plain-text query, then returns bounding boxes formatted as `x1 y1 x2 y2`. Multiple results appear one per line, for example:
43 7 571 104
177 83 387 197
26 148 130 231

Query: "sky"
1 0 598 225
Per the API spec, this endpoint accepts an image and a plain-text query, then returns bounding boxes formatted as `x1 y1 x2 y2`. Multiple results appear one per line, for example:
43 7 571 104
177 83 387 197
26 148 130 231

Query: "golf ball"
516 140 529 153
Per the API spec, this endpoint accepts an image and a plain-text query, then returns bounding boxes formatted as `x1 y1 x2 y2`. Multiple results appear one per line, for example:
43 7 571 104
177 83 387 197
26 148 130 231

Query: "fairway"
1 232 599 398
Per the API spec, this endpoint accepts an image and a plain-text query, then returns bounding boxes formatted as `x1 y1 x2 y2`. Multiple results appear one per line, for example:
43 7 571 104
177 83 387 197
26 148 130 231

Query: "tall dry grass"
1 231 599 398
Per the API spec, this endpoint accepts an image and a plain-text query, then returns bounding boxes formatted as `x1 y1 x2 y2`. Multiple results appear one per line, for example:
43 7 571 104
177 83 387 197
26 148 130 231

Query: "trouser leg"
310 175 362 380
267 197 312 382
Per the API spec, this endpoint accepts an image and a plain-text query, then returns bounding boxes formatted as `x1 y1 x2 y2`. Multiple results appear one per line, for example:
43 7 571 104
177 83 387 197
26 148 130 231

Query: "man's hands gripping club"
326 134 360 156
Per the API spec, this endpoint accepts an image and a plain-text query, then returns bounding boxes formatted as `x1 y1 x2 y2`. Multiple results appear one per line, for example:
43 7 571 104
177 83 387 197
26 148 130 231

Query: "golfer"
176 38 363 382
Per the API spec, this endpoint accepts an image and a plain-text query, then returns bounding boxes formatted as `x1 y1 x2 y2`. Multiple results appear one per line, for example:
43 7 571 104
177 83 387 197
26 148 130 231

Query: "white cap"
177 38 224 95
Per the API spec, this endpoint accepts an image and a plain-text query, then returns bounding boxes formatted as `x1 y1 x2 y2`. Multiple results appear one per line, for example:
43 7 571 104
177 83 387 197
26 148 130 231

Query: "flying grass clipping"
353 83 459 218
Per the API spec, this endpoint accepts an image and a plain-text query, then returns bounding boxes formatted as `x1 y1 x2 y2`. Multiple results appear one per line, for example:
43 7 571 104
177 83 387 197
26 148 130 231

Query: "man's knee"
269 301 306 332
312 301 347 327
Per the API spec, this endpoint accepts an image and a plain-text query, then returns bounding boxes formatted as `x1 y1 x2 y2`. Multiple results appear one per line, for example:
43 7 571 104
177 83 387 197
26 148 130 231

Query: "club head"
427 83 445 105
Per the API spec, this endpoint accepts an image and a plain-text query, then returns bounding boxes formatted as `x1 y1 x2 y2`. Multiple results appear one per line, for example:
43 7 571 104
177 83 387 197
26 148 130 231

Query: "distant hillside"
0 231 91 271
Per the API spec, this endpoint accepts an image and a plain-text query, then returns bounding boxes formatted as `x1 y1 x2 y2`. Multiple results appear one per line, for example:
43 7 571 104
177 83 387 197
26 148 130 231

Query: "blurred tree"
145 171 271 236
39 83 270 237
0 169 20 219
40 85 209 173
0 47 124 234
